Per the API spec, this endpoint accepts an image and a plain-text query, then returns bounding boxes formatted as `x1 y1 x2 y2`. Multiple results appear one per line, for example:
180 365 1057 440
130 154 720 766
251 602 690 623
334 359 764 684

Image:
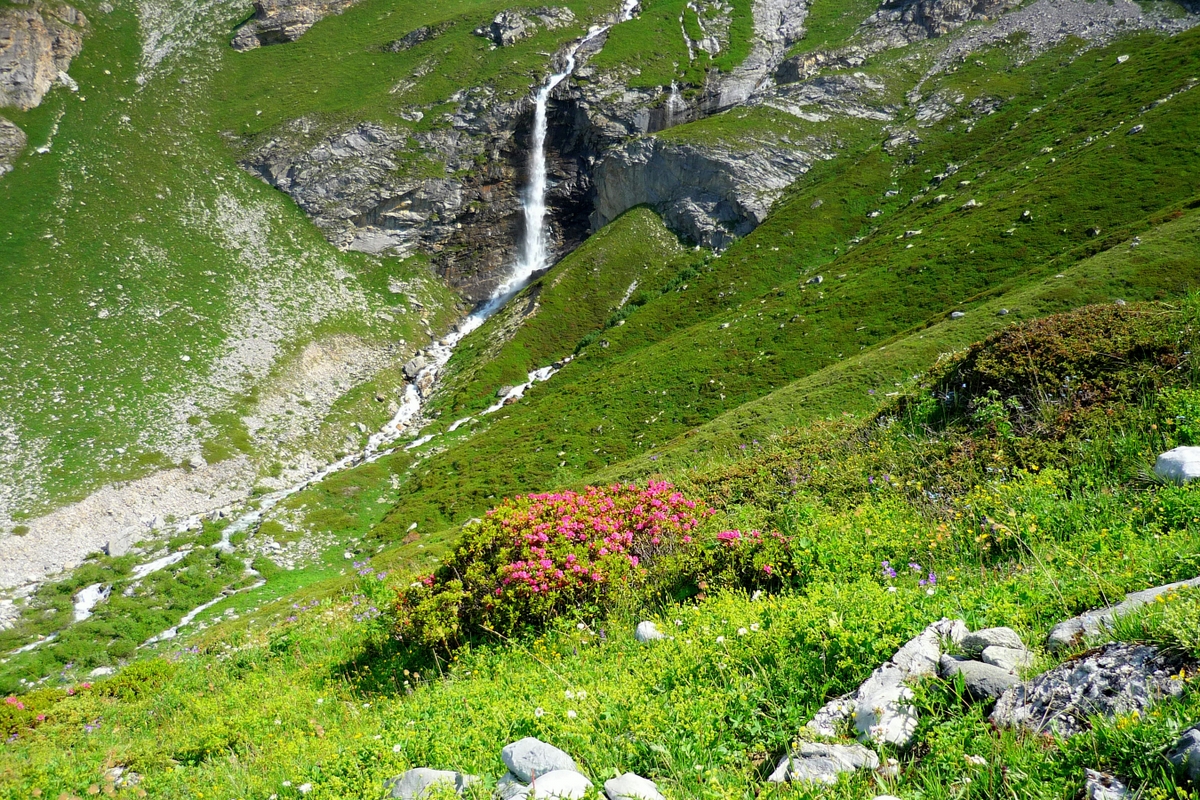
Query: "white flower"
926 587 936 595
716 636 725 644
535 707 546 718
274 719 281 725
316 698 324 704
674 619 683 626
965 754 987 766
567 710 577 719
373 735 382 740
750 623 760 632
393 744 403 753
282 781 292 787
576 622 586 630
887 586 897 593
737 627 748 636
565 690 575 700
299 783 312 794
577 690 587 699
362 702 371 708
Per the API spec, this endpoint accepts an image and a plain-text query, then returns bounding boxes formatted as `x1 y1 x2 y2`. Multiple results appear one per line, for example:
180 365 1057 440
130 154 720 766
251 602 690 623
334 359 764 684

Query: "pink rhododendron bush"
393 482 798 649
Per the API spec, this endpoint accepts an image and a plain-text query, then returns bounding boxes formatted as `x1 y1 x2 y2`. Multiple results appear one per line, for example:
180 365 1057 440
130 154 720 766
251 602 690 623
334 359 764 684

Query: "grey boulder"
635 621 665 642
1154 446 1200 484
960 626 1024 656
1168 726 1200 784
385 768 479 799
501 738 578 783
767 741 879 785
806 694 854 738
522 769 592 799
991 643 1188 736
604 772 664 800
940 655 1020 700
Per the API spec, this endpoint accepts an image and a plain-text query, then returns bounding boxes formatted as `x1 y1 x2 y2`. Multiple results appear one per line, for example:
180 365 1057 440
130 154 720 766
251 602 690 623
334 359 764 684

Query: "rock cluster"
388 736 664 800
231 0 359 51
473 7 576 48
1047 576 1200 651
0 2 85 111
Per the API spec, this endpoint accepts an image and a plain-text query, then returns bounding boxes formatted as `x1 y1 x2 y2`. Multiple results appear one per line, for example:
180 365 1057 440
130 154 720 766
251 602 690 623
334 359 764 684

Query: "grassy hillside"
5 301 1200 799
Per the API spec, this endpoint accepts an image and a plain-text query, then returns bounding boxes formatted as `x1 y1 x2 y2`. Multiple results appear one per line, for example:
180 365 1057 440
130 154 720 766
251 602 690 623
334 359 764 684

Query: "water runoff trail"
120 12 637 647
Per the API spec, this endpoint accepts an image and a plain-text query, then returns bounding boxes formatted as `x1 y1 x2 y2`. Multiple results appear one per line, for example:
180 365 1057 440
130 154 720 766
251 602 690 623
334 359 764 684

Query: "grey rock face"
981 645 1034 673
960 626 1024 656
1085 769 1131 800
1154 446 1200 484
991 643 1189 736
474 7 575 47
1047 576 1200 651
0 116 26 177
604 772 664 800
385 768 479 799
701 0 808 112
767 741 879 784
863 0 1020 44
0 2 85 111
387 22 451 52
939 655 1019 700
1168 726 1200 784
231 0 358 51
591 136 823 249
501 737 578 783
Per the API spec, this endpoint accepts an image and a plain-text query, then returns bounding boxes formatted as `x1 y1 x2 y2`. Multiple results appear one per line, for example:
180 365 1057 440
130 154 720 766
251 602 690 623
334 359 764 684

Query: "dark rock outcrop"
231 0 358 51
0 2 85 111
473 7 576 47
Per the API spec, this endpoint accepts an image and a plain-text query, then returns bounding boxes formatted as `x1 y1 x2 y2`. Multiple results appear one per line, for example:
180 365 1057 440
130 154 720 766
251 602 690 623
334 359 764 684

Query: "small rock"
496 386 515 398
1154 447 1200 485
960 198 979 209
991 642 1188 736
982 645 1034 672
385 768 479 799
997 308 1010 316
604 772 664 800
1168 726 1200 784
939 656 1020 700
635 621 665 642
960 627 1024 656
806 275 824 285
1086 227 1102 237
501 738 578 783
89 666 115 677
526 770 591 799
1127 124 1143 136
1117 54 1130 63
810 198 824 209
768 741 879 784
1085 769 1131 800
950 311 965 319
904 229 922 238
855 663 918 745
403 356 426 380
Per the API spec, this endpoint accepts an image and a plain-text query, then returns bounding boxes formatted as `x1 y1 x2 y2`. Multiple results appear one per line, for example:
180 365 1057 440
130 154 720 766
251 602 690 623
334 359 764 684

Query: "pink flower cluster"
488 482 709 598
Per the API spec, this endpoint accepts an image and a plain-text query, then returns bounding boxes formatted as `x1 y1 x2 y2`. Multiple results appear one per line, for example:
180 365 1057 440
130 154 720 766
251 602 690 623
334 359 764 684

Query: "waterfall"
483 25 610 313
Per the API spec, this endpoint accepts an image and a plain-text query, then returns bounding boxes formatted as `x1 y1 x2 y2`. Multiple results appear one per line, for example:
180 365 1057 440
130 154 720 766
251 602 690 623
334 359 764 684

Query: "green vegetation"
7 302 1200 798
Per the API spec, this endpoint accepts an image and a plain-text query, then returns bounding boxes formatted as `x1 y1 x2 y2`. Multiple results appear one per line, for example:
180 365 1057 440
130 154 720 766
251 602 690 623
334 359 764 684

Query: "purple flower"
918 571 938 588
881 560 896 579
908 562 922 572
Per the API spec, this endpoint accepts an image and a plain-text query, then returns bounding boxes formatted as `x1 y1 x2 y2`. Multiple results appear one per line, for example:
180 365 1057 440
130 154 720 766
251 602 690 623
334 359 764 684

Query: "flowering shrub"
395 482 715 648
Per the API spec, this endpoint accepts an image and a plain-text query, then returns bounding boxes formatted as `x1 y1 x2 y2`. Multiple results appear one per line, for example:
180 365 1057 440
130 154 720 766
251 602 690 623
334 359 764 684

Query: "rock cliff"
232 0 358 51
0 2 85 112
0 117 25 176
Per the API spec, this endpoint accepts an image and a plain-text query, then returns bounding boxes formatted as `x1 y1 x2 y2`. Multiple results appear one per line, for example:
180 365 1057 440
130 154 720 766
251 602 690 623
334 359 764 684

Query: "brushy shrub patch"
392 482 810 649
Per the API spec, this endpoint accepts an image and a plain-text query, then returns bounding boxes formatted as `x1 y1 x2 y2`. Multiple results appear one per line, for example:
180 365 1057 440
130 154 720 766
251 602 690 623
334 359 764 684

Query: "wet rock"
403 356 426 380
767 741 879 785
0 117 26 177
1168 725 1200 784
604 772 664 800
961 626 1024 656
635 620 665 642
939 655 1020 700
1047 576 1200 650
991 642 1189 736
0 3 86 111
231 0 358 50
501 737 578 783
384 768 480 799
1154 446 1200 484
